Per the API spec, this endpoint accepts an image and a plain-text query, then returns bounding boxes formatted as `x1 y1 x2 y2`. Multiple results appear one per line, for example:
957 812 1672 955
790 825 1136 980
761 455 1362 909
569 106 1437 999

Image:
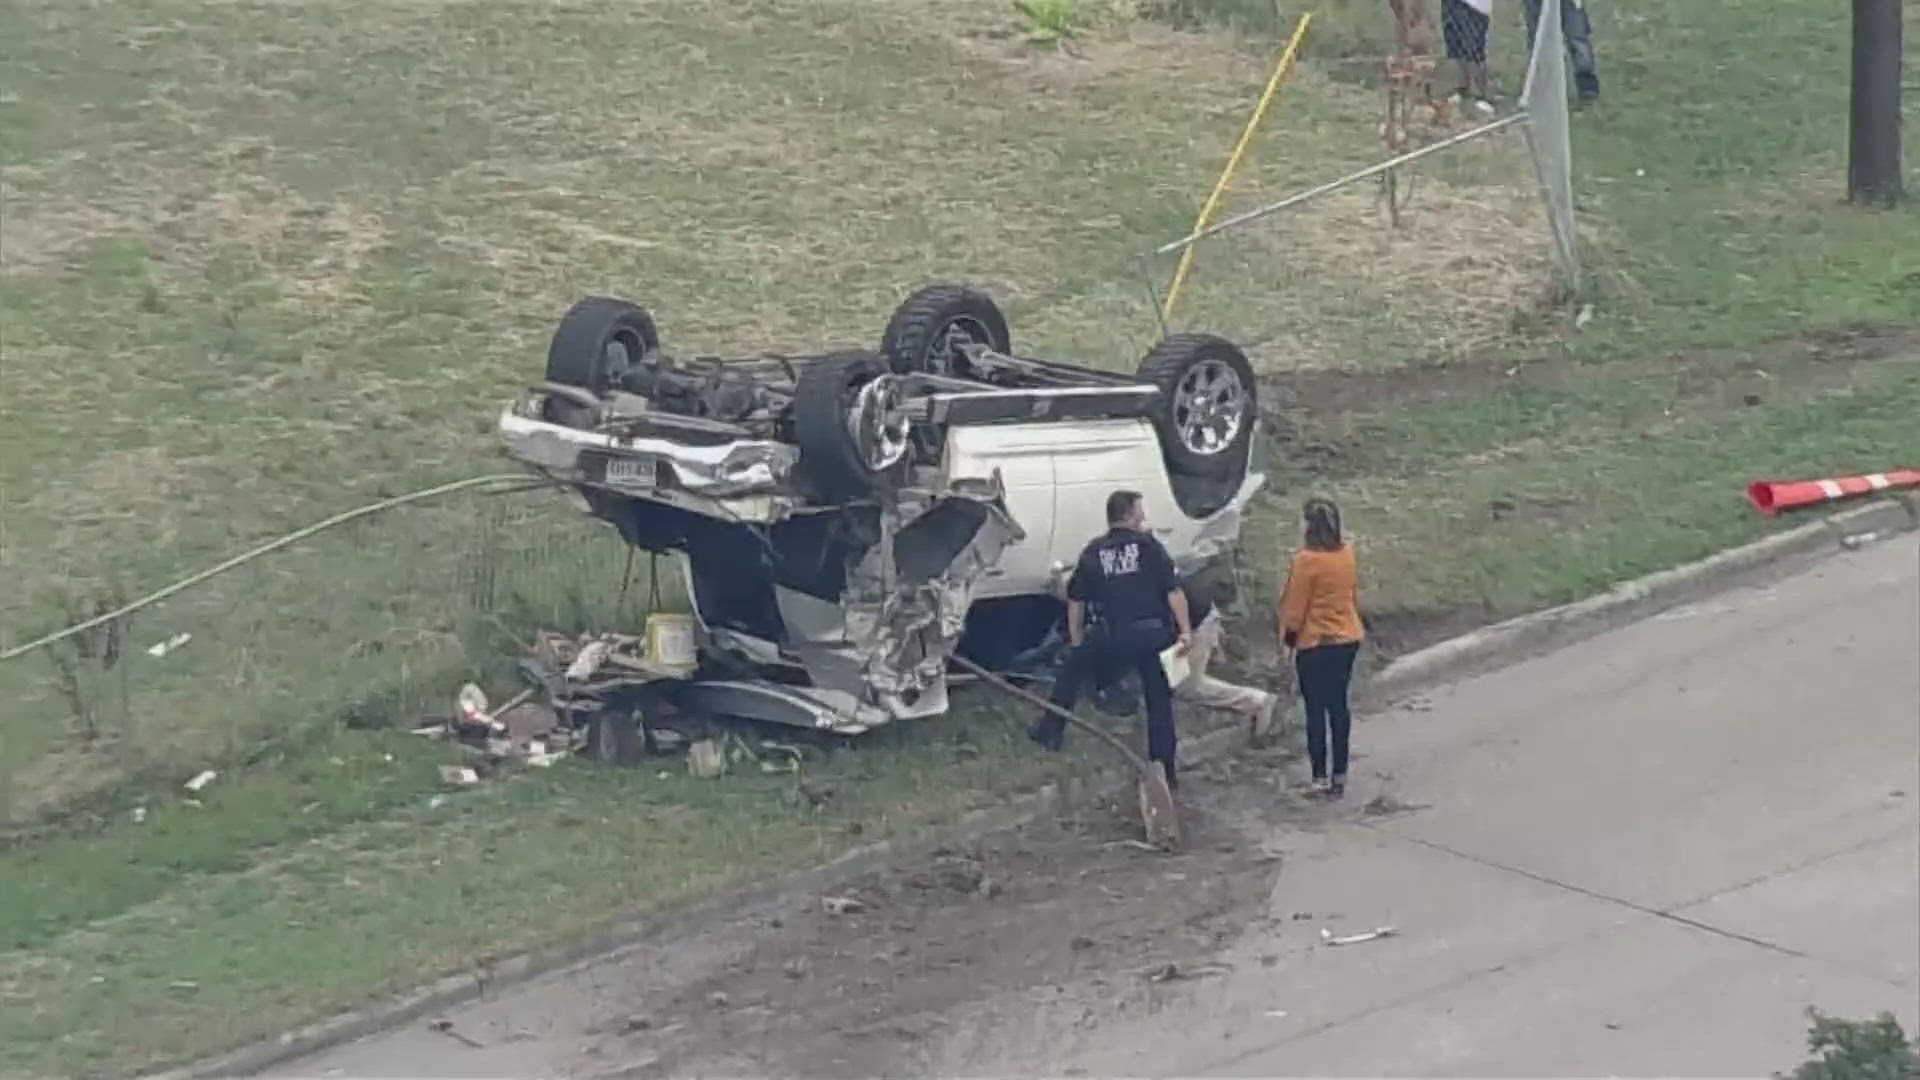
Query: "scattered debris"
1142 961 1228 983
168 980 199 992
146 632 192 658
130 806 146 824
1574 303 1594 330
822 894 866 916
524 738 562 768
565 639 612 681
1103 839 1162 854
687 739 726 779
783 959 808 980
1361 793 1432 818
183 770 217 793
428 1019 485 1049
1321 926 1397 947
457 683 493 727
1265 1010 1290 1019
439 765 481 788
1070 936 1097 952
621 1015 654 1033
427 795 448 810
705 991 731 1010
1604 1021 1622 1031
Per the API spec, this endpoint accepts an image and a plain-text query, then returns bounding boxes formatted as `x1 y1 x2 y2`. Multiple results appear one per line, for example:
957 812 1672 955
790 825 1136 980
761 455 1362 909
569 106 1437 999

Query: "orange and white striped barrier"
1747 468 1920 514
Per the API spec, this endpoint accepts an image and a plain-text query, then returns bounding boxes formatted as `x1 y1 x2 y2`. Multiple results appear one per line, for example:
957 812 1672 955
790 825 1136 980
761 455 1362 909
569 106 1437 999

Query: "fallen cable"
1 473 541 662
947 652 1182 851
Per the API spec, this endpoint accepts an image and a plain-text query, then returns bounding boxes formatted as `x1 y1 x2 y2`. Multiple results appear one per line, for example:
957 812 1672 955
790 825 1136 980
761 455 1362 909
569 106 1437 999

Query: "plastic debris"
183 770 217 793
822 894 866 916
565 639 612 681
439 765 481 788
1321 926 1397 947
146 632 192 658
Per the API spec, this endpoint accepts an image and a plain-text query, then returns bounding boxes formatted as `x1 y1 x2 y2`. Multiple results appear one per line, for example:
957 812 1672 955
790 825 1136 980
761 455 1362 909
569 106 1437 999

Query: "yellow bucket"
644 612 698 671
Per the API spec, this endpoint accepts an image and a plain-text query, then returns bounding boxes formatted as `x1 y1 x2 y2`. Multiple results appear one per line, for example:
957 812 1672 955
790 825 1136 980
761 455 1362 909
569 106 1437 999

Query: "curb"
1371 496 1918 695
152 496 1918 1079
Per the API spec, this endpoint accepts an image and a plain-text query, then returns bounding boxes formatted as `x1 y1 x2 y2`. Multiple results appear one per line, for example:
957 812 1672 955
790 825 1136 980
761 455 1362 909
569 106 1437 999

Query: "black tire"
1135 334 1259 479
588 706 649 768
545 296 661 394
879 284 1012 377
793 352 912 502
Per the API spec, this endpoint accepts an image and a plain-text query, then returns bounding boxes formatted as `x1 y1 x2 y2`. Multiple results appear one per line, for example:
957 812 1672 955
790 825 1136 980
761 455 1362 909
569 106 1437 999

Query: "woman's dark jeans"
1296 641 1361 780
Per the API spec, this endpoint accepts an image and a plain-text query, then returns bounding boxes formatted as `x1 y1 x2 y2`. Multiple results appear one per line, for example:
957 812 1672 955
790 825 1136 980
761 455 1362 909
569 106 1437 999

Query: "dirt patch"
523 762 1313 1079
1278 322 1920 418
1360 605 1509 666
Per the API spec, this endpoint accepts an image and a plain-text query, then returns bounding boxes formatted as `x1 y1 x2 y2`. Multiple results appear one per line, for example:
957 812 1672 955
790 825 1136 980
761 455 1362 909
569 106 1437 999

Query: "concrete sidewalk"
1046 533 1920 1076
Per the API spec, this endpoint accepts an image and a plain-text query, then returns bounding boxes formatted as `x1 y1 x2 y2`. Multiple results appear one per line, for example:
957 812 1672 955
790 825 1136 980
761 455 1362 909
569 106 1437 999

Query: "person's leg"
1030 643 1090 749
1465 5 1491 105
1563 0 1600 100
1522 0 1544 45
1295 647 1331 782
1326 642 1361 793
1133 644 1179 789
1178 626 1278 741
1441 0 1472 97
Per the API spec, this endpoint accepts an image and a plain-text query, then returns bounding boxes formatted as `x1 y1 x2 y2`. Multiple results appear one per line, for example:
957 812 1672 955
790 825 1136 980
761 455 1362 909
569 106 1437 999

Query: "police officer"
1028 489 1193 788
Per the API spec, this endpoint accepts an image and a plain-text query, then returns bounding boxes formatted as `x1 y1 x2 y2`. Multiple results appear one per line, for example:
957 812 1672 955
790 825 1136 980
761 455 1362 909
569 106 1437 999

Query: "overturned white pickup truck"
499 284 1265 735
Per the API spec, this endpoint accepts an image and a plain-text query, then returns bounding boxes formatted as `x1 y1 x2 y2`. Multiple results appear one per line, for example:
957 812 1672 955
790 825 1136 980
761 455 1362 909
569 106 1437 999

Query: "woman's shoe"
1312 776 1333 797
1329 776 1347 800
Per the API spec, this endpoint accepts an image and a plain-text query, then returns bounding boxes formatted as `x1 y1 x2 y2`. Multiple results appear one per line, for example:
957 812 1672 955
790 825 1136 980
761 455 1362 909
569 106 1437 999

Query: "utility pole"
1848 0 1904 207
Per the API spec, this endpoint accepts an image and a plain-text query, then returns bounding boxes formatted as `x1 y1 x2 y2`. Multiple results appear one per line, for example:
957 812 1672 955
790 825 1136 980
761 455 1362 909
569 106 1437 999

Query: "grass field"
1 0 1914 1072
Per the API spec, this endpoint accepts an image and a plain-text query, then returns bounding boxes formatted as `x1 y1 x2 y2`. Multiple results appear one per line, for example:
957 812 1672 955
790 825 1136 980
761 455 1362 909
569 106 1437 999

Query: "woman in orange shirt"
1278 498 1366 798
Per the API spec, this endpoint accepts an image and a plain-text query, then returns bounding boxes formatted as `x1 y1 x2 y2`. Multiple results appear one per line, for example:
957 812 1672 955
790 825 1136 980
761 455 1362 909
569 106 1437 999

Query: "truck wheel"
546 296 660 394
588 706 650 768
1136 334 1258 479
879 284 1012 377
794 352 913 501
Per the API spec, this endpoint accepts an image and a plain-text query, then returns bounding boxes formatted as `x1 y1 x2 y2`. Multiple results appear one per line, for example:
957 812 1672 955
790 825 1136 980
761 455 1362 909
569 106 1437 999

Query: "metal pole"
1149 113 1526 257
1849 0 1904 207
1160 13 1313 324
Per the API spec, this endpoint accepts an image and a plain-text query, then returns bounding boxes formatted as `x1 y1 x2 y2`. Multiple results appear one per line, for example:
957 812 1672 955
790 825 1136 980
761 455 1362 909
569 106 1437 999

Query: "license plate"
602 455 657 490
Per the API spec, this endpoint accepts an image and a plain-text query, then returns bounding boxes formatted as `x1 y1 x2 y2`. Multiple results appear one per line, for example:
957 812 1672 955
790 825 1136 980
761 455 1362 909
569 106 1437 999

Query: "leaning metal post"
1147 113 1527 260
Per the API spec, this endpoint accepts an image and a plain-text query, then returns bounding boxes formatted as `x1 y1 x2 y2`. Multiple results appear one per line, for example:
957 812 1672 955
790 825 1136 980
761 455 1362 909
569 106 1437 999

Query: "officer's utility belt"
1088 616 1171 643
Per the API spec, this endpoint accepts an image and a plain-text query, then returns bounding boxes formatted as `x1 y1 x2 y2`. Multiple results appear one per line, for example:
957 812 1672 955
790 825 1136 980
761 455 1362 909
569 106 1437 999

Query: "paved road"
276 534 1919 1077
994 533 1920 1077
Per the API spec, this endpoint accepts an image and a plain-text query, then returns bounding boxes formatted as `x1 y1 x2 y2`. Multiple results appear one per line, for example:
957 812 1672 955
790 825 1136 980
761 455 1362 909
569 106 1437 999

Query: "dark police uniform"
1030 526 1184 785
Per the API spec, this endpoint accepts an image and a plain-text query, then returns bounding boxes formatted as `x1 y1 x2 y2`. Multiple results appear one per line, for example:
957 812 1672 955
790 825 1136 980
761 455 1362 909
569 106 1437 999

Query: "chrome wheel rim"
848 375 912 471
1172 359 1246 456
